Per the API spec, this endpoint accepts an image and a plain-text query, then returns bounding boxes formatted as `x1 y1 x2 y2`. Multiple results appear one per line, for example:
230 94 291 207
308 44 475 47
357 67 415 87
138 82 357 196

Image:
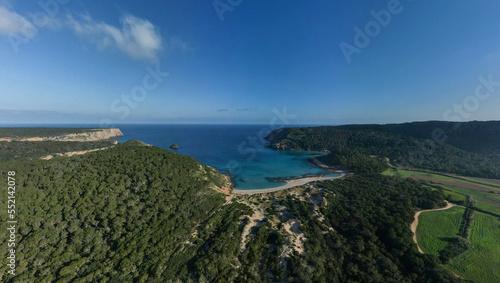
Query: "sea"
1 124 340 190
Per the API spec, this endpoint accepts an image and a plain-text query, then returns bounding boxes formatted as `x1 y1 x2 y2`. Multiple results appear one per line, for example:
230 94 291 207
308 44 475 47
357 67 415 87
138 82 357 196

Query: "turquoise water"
1 124 339 190
112 124 339 190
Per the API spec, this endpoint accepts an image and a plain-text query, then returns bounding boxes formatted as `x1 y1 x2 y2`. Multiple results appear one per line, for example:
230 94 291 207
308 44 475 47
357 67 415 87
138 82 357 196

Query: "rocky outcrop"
123 140 152 147
170 144 179 149
13 128 123 142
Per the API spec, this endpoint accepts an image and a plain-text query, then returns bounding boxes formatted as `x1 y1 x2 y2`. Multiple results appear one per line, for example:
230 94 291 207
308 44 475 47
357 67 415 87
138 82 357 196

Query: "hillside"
0 140 460 282
266 121 500 178
336 121 500 153
0 141 117 163
0 127 123 141
0 143 229 281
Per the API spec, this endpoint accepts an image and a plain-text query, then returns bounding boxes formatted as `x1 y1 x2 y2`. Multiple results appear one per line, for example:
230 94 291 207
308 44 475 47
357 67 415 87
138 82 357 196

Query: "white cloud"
67 13 163 61
0 6 35 36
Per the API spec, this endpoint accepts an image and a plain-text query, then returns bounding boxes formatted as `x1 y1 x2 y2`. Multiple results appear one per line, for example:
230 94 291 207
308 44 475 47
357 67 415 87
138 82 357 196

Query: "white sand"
233 171 347 195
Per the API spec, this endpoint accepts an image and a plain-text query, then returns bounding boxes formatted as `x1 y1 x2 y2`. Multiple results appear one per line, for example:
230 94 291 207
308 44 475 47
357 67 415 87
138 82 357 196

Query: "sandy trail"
40 147 112 160
239 207 266 251
233 171 347 195
411 201 455 253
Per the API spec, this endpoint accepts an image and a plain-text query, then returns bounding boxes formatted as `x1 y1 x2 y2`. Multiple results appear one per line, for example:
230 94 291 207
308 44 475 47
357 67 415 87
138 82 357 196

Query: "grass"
398 170 500 192
473 200 500 216
442 189 467 203
381 168 397 176
440 184 500 206
388 168 500 281
417 206 465 256
385 168 500 215
428 184 500 215
464 176 500 188
447 212 500 283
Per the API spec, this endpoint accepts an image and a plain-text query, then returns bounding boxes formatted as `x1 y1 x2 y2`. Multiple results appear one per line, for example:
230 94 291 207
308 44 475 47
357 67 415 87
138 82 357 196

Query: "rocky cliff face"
17 128 124 142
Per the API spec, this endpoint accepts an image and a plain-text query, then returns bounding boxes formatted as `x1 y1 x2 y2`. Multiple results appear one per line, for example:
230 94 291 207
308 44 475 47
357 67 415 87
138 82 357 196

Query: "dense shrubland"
0 141 116 162
266 122 500 178
0 142 461 282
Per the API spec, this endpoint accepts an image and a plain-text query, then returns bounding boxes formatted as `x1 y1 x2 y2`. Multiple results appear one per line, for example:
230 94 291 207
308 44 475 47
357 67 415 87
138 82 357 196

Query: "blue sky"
1 0 500 125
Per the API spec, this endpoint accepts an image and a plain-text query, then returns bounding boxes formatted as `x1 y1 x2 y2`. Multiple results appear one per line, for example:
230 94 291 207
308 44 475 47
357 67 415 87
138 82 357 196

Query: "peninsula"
0 128 123 142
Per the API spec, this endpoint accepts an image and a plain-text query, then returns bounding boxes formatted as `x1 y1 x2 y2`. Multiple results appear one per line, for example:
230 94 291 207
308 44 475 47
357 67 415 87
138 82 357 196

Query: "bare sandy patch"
283 219 306 255
40 147 112 160
240 206 266 251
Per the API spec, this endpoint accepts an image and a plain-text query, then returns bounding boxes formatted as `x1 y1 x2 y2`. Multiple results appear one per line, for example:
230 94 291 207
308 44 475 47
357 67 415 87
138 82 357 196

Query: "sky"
1 0 500 125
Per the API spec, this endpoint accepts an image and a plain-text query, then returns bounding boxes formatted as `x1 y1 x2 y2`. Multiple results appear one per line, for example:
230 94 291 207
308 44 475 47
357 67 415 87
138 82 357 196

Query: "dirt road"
411 201 455 253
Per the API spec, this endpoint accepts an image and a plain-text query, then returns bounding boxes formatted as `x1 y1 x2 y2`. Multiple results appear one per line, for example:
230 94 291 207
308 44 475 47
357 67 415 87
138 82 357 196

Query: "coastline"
232 155 347 195
308 156 336 170
233 171 346 195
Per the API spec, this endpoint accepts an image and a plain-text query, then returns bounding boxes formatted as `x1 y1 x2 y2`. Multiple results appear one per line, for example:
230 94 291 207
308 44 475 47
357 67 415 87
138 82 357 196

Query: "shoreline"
233 171 346 195
232 155 347 195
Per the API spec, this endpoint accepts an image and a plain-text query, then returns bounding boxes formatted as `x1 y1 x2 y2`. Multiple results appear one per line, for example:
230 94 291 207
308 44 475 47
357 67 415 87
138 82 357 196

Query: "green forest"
0 141 463 282
266 121 500 178
0 142 228 281
0 141 116 162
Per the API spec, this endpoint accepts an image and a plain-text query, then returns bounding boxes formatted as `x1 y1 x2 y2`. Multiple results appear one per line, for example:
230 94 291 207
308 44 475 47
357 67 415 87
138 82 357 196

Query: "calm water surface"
2 124 339 190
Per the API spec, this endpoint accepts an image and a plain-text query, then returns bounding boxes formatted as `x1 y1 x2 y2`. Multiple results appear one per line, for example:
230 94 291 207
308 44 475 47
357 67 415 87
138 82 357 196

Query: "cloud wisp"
0 5 35 36
66 13 162 61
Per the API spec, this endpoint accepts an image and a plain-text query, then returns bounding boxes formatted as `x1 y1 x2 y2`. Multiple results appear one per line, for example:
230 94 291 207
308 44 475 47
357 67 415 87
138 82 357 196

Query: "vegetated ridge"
0 138 461 282
0 127 123 142
266 121 500 178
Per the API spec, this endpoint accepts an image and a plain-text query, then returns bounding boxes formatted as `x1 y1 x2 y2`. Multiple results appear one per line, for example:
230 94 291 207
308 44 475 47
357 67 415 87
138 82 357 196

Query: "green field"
417 206 465 255
385 169 500 192
443 189 467 203
399 168 500 282
440 184 500 210
464 176 500 188
447 212 500 283
473 200 500 216
383 169 500 216
429 184 500 215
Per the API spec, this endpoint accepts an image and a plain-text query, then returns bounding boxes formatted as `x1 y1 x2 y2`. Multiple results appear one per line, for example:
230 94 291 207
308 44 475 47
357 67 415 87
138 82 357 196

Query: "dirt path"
186 194 235 244
239 206 266 251
411 201 455 253
40 147 112 160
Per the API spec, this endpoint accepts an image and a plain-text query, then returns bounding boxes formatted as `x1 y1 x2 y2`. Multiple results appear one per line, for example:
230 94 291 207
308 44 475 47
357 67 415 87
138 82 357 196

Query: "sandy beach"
233 170 347 195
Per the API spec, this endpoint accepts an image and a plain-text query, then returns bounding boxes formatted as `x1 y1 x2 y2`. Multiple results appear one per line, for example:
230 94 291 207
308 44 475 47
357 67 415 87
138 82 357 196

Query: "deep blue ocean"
2 124 339 190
